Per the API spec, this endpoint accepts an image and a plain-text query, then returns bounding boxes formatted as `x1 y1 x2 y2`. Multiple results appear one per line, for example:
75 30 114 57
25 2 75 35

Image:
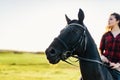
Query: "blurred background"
0 0 119 52
0 0 119 80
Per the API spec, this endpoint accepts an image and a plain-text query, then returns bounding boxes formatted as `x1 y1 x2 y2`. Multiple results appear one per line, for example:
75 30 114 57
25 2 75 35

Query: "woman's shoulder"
102 31 111 37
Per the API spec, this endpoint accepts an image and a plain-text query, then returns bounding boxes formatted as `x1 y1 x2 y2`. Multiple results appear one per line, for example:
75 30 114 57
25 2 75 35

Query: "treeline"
0 50 44 54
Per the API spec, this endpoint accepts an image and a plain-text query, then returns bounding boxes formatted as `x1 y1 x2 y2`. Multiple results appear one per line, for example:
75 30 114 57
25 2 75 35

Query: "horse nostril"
50 48 55 54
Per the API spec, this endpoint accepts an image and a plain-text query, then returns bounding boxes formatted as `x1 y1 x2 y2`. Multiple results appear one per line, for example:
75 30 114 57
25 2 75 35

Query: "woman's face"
108 15 119 28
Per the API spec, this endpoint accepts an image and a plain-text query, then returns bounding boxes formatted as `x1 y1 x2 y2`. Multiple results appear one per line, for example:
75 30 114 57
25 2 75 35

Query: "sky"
0 0 120 52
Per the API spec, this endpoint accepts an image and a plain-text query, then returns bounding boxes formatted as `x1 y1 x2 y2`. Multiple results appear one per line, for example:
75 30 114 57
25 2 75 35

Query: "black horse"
45 9 114 80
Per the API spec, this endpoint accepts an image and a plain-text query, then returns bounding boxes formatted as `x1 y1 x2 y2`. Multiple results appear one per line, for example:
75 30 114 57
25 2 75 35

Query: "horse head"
45 9 87 64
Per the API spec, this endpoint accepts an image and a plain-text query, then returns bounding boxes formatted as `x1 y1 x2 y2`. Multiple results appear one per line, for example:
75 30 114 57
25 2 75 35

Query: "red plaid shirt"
99 31 120 63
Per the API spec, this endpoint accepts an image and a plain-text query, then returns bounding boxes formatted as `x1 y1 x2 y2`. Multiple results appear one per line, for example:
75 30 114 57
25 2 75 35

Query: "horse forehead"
60 23 85 37
61 26 79 35
66 23 85 30
68 25 85 33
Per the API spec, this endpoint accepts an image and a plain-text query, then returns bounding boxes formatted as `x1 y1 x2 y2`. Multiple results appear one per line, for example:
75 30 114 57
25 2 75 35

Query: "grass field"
0 52 81 80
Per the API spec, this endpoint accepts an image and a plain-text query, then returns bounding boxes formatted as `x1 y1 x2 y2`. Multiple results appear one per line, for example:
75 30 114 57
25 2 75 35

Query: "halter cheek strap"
68 23 87 53
58 23 87 61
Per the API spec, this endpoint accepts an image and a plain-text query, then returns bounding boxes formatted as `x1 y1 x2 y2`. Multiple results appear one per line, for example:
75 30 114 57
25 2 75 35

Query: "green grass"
0 52 80 80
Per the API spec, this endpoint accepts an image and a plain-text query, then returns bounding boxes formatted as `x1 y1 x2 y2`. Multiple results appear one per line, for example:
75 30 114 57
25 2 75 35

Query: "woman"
99 12 120 80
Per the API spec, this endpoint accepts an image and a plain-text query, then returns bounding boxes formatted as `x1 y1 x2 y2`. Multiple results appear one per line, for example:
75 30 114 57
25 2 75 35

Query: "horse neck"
83 29 101 61
79 28 113 80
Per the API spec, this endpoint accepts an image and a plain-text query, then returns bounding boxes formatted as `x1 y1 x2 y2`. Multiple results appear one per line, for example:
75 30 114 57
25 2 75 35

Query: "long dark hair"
106 12 120 31
111 12 120 28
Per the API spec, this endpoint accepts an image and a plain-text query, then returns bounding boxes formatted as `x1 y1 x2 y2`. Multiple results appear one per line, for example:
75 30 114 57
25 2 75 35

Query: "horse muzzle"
45 47 61 64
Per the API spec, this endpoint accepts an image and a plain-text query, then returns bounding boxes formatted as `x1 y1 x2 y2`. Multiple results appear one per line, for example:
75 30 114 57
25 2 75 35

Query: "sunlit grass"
0 52 80 80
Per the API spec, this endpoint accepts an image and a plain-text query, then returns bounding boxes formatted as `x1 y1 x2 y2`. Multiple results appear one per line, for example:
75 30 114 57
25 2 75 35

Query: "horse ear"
65 14 71 24
78 8 84 24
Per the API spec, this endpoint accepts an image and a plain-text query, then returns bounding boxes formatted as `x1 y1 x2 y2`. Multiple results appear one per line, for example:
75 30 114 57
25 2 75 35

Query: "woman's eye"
109 18 113 20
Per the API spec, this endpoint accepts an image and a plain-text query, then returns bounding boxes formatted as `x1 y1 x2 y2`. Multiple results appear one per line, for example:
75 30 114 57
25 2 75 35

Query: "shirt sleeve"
99 34 105 54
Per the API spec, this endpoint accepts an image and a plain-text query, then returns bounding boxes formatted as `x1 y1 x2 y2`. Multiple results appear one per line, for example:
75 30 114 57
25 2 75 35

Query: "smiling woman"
0 0 119 51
